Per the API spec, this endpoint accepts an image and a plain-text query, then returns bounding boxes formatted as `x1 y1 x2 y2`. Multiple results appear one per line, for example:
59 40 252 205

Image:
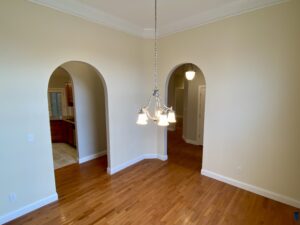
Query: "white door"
197 85 206 145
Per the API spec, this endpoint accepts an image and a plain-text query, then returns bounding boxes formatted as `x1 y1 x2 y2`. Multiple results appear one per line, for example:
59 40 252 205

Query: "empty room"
0 0 299 224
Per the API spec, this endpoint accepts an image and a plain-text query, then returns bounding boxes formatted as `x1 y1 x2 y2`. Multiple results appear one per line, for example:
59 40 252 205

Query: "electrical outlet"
9 193 17 202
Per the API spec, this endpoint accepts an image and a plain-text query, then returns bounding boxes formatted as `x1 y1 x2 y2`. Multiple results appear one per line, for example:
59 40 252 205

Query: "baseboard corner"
79 151 107 164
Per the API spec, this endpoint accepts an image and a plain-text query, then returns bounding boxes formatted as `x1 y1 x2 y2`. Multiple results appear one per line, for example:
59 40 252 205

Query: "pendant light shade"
158 112 169 126
185 63 196 80
167 110 176 123
185 71 196 80
136 109 148 125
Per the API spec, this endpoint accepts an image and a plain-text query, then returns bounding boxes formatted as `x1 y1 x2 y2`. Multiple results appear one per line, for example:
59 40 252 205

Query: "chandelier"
136 0 176 126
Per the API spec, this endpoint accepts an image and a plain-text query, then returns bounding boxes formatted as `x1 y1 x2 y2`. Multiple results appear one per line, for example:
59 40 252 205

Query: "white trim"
0 193 58 225
78 151 107 164
107 154 168 175
182 136 201 146
157 154 168 161
29 0 288 38
201 169 300 209
28 0 143 38
159 0 290 38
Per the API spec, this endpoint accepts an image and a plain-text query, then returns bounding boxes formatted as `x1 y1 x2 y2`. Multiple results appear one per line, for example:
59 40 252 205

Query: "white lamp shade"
185 71 195 80
167 111 176 123
158 113 169 126
136 112 148 125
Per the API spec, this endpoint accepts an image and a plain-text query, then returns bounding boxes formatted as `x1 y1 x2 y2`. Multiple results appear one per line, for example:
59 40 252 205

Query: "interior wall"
62 61 107 159
48 67 71 88
183 69 206 142
158 0 300 207
0 0 155 220
167 68 185 131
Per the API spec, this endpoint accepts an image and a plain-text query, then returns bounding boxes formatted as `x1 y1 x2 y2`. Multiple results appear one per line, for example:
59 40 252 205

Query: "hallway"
167 119 202 172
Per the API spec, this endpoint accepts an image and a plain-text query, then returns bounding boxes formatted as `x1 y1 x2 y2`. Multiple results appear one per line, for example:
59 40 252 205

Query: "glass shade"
167 110 176 123
136 111 148 125
185 70 195 80
158 113 169 126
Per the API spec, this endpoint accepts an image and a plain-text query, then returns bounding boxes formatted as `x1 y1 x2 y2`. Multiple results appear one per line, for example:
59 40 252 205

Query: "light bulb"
158 113 169 126
167 110 176 123
185 70 195 80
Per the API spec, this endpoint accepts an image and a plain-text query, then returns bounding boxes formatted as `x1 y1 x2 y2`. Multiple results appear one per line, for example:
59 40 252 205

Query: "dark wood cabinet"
50 120 76 147
64 121 75 147
50 120 64 142
65 83 74 106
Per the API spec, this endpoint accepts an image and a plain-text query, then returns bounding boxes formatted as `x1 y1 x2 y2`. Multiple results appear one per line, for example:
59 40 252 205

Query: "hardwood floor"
7 125 299 224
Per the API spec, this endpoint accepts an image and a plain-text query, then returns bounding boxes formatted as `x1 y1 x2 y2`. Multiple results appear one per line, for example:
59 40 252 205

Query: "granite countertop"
50 117 75 124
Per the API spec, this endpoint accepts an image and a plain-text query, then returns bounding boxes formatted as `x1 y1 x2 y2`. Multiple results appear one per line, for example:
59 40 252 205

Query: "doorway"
166 63 206 171
48 67 77 169
47 61 109 172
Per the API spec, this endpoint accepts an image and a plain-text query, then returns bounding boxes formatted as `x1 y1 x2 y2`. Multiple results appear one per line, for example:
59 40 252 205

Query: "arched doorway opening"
47 61 110 174
165 63 206 171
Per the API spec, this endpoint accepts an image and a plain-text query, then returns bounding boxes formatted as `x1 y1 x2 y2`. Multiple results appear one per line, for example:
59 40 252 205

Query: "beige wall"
1 0 300 222
0 0 155 220
167 68 185 116
48 67 71 88
183 69 206 142
62 62 107 159
158 0 300 207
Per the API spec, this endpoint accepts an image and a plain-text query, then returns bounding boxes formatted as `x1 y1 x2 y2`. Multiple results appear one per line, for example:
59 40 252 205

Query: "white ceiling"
29 0 287 38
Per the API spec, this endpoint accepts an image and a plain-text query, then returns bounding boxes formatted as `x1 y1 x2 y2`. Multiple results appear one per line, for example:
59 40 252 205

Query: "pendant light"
136 0 176 127
185 63 196 81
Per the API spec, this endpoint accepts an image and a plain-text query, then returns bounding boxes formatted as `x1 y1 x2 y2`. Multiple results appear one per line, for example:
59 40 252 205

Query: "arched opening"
165 63 206 171
47 61 110 176
48 67 78 169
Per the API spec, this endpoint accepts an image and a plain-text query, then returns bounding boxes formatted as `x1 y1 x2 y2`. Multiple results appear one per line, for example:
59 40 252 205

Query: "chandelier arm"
145 108 157 121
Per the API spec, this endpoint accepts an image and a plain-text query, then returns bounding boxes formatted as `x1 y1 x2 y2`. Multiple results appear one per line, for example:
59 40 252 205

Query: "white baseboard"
157 154 168 161
79 151 107 164
182 136 201 146
201 169 300 209
0 193 58 225
107 154 168 175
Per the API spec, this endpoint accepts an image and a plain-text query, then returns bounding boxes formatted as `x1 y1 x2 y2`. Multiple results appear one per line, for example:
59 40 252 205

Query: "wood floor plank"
6 127 299 225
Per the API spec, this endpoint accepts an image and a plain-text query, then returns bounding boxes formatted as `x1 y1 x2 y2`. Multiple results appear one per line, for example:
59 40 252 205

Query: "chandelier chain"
154 0 158 89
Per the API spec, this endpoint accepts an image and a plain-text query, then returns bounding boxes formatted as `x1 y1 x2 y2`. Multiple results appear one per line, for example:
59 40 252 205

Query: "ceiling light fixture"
136 0 176 127
185 63 196 81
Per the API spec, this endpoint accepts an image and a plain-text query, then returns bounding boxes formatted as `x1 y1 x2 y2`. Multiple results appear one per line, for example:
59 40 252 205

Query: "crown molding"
28 0 289 39
28 0 144 37
159 0 290 38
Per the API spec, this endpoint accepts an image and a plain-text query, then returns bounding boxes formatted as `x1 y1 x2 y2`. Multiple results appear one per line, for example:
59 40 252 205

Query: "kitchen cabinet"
50 120 76 147
64 121 76 147
50 120 64 142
